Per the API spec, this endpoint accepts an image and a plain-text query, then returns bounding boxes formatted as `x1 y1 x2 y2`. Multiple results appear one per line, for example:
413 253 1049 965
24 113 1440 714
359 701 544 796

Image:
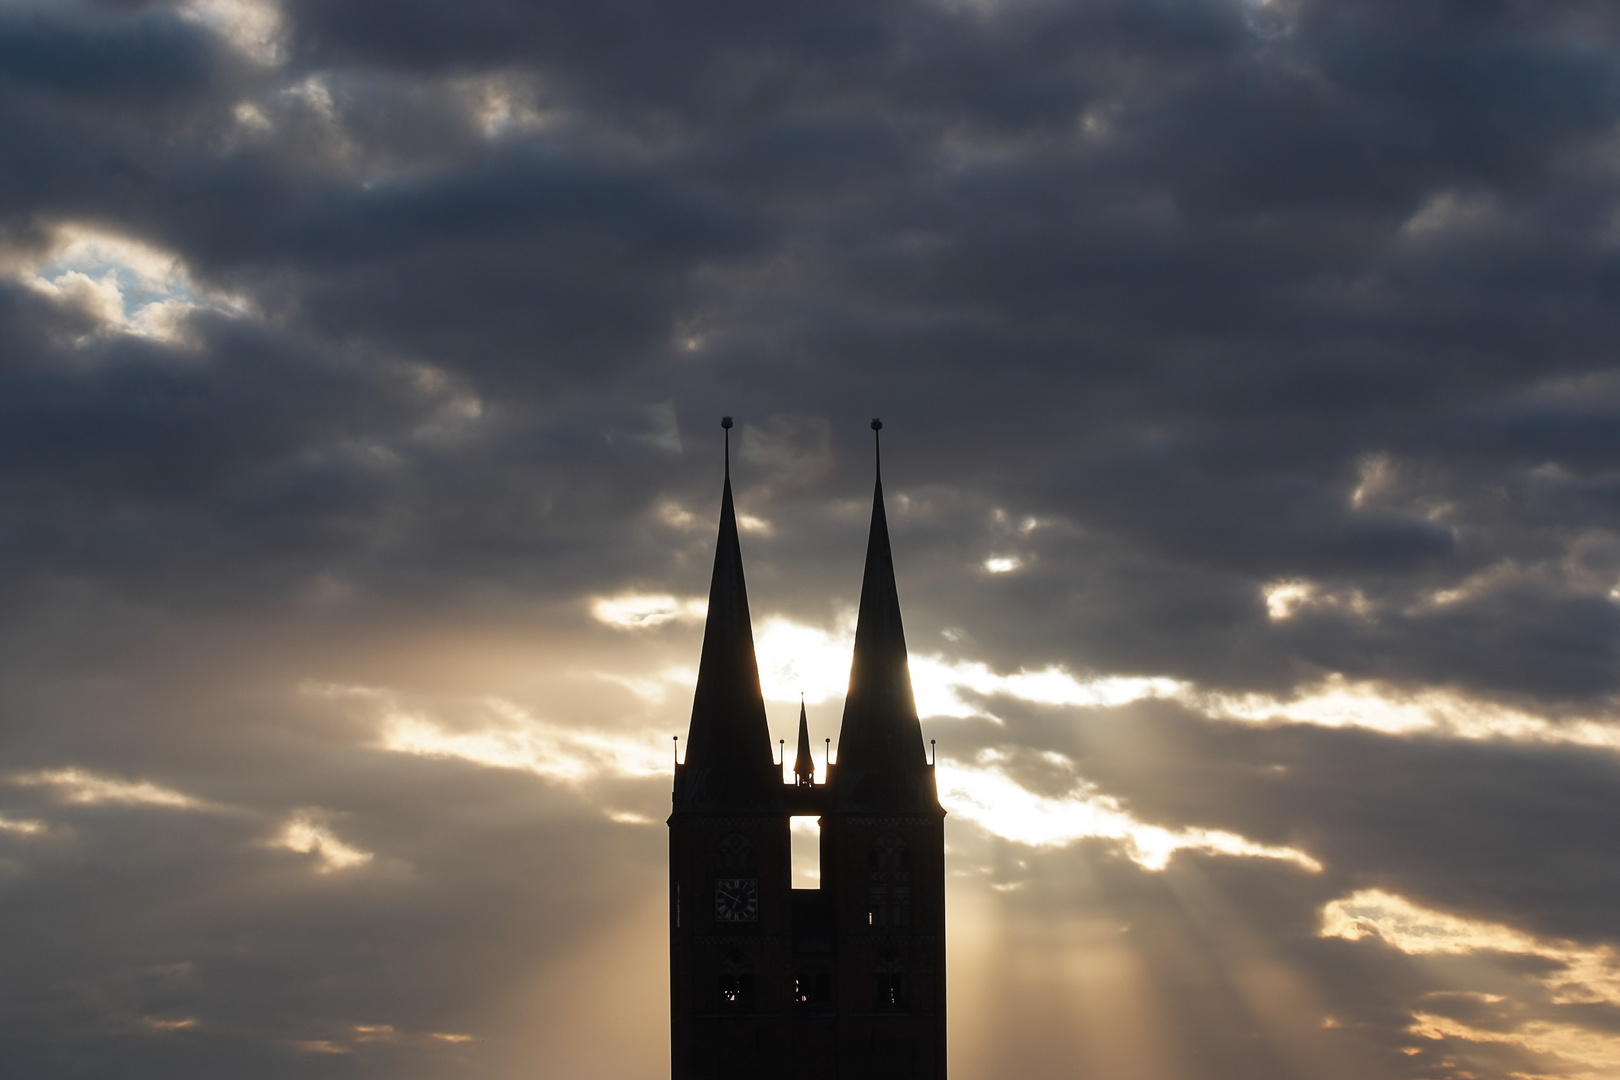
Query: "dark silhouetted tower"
670 418 946 1080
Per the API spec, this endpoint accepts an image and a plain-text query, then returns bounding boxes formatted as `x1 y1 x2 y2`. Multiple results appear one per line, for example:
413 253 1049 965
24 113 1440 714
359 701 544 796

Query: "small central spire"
794 696 815 788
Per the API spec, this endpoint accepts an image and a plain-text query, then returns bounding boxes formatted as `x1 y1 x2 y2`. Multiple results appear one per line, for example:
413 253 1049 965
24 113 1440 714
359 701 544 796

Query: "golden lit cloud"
913 645 1620 752
272 811 374 873
341 671 1321 871
315 683 671 795
288 1023 477 1055
1260 578 1373 620
376 698 668 783
1408 1013 1620 1080
590 593 707 630
294 1040 350 1055
591 607 1620 754
139 1017 199 1033
938 759 1321 871
908 657 1187 719
0 816 45 835
11 768 209 810
1321 889 1620 1007
1321 888 1620 1080
1206 675 1620 749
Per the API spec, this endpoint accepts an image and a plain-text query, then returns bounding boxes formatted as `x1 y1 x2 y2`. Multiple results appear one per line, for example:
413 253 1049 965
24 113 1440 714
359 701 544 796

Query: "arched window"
794 968 832 1010
874 950 907 1009
719 952 754 1010
866 834 911 927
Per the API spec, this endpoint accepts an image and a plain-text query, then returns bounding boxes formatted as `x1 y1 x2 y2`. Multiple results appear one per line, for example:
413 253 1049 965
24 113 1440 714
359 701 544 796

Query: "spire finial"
722 416 733 480
871 418 882 480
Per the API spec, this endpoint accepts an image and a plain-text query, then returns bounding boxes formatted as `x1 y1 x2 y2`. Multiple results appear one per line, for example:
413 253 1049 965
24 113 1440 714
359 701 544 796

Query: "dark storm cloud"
6 0 1620 1077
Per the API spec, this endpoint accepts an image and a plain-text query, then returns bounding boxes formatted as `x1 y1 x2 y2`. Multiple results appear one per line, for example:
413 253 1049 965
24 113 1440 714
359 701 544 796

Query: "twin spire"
674 418 939 815
674 417 779 812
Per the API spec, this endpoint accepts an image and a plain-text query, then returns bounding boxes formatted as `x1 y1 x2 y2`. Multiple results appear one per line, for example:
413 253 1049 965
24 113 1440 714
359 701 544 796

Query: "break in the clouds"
4 0 1620 1077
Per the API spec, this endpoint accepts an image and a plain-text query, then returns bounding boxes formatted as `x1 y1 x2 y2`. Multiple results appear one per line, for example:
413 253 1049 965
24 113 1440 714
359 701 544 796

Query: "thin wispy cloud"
10 769 212 811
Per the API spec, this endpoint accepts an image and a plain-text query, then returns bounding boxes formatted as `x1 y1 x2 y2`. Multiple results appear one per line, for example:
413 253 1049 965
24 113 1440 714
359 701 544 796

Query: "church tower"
670 418 946 1080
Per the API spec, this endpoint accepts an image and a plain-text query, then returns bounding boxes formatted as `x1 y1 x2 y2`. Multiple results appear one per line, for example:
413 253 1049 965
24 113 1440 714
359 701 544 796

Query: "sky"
3 0 1620 1077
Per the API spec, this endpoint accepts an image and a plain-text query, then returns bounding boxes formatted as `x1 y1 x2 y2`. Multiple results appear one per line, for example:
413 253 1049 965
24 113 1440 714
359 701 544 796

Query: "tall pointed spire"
832 420 939 812
793 697 815 788
675 418 781 812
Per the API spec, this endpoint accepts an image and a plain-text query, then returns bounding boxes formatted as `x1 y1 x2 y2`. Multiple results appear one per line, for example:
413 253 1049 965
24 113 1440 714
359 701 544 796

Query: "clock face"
714 878 760 923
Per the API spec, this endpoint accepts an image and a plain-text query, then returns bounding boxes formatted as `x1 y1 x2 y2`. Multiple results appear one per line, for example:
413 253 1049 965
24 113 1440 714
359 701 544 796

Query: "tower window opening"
875 950 908 1010
719 953 754 1010
791 816 820 888
794 968 832 1010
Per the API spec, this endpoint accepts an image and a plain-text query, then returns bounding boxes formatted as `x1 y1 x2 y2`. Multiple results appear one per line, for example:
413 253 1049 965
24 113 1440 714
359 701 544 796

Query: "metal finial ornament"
871 418 883 476
721 416 732 479
721 417 733 429
673 735 679 766
870 418 882 431
779 739 785 767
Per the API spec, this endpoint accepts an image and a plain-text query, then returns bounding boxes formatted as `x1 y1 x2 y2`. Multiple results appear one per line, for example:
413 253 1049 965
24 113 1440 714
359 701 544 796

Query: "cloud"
0 815 45 835
940 757 1321 872
1322 890 1620 1008
1322 889 1620 1078
180 0 286 66
321 683 670 787
4 0 1620 1077
1407 1014 1620 1080
916 649 1620 752
272 810 374 872
596 605 1620 752
740 415 833 487
10 768 210 810
10 223 250 345
590 593 707 630
754 613 856 704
